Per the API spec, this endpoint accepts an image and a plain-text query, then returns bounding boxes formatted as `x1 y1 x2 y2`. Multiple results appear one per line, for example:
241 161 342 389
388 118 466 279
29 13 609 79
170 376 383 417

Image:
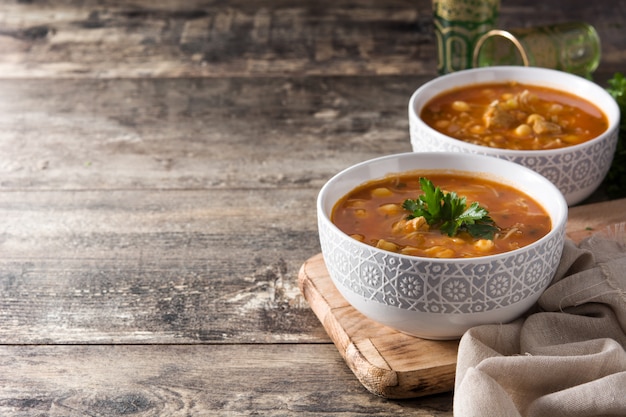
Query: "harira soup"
331 171 552 259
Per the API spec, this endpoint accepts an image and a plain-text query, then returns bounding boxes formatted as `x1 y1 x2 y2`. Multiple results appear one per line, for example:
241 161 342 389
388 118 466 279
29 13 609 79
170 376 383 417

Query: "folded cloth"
453 229 626 417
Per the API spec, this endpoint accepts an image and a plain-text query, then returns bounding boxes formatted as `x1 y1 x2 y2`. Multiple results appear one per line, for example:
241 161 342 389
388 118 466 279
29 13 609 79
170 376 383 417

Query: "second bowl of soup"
408 66 620 206
318 152 567 340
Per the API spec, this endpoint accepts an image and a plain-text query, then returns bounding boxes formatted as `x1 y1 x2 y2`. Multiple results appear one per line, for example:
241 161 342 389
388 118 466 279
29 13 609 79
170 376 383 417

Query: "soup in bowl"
331 171 552 259
408 66 620 206
317 152 567 340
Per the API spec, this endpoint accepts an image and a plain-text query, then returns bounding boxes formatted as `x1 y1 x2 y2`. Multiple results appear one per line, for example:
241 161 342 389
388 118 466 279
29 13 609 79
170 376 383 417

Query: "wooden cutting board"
298 198 626 399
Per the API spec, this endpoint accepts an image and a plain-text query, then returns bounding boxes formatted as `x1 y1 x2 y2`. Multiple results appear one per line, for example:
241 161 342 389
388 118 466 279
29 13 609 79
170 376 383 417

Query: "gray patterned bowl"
317 152 567 340
408 66 620 206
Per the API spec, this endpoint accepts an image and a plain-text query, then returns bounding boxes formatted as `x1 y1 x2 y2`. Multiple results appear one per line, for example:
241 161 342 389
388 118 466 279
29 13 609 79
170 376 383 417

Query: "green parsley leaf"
402 177 499 239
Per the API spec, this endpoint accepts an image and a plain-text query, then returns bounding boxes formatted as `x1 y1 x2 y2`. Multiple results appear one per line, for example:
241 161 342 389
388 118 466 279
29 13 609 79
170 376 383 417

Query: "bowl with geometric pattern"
317 152 567 340
408 66 620 206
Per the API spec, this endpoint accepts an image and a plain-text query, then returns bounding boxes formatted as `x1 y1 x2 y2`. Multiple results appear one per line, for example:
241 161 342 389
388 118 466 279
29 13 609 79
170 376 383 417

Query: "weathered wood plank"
0 0 622 79
0 188 329 344
0 76 420 191
0 0 434 78
0 344 454 416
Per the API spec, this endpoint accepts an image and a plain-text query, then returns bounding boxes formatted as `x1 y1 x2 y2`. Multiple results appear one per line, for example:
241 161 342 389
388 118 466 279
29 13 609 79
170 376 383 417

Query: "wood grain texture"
0 0 623 79
0 188 329 344
0 344 454 416
0 0 433 78
0 76 420 191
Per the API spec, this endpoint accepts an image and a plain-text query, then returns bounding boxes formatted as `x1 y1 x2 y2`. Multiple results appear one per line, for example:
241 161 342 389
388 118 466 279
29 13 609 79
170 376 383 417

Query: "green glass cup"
433 0 500 74
472 22 601 78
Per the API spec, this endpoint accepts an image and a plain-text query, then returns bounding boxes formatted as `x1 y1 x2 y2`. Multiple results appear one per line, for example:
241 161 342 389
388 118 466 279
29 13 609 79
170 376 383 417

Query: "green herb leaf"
607 73 626 109
402 177 499 239
604 73 626 199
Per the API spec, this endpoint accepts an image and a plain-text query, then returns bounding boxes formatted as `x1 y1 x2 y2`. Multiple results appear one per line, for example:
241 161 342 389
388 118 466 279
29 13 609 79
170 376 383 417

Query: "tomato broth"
331 172 551 258
420 82 608 150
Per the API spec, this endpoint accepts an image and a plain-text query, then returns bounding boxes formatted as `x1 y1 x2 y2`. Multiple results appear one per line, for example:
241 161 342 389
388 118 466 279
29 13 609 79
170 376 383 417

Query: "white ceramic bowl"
408 66 620 206
317 152 567 340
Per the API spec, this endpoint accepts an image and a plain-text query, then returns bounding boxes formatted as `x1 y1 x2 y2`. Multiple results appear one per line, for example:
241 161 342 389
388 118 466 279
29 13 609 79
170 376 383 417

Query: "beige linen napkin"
454 228 626 416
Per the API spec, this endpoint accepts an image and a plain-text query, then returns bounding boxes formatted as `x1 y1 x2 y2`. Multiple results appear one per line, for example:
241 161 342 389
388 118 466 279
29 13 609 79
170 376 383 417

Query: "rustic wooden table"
0 1 624 415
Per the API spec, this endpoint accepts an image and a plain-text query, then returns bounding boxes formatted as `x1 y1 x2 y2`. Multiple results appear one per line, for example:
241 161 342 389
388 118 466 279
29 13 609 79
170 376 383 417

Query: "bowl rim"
317 151 568 263
408 66 621 156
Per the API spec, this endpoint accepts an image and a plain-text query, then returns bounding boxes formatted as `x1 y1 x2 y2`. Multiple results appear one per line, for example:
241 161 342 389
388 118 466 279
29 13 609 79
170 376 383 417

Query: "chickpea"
549 103 563 113
377 203 402 216
371 187 393 198
435 120 450 129
503 98 518 109
345 199 366 208
526 114 544 125
514 123 532 137
470 124 486 134
354 209 367 218
451 100 470 112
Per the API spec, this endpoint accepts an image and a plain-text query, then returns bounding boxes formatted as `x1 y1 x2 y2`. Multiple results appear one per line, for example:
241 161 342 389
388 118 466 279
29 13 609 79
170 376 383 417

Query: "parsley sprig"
402 177 499 239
